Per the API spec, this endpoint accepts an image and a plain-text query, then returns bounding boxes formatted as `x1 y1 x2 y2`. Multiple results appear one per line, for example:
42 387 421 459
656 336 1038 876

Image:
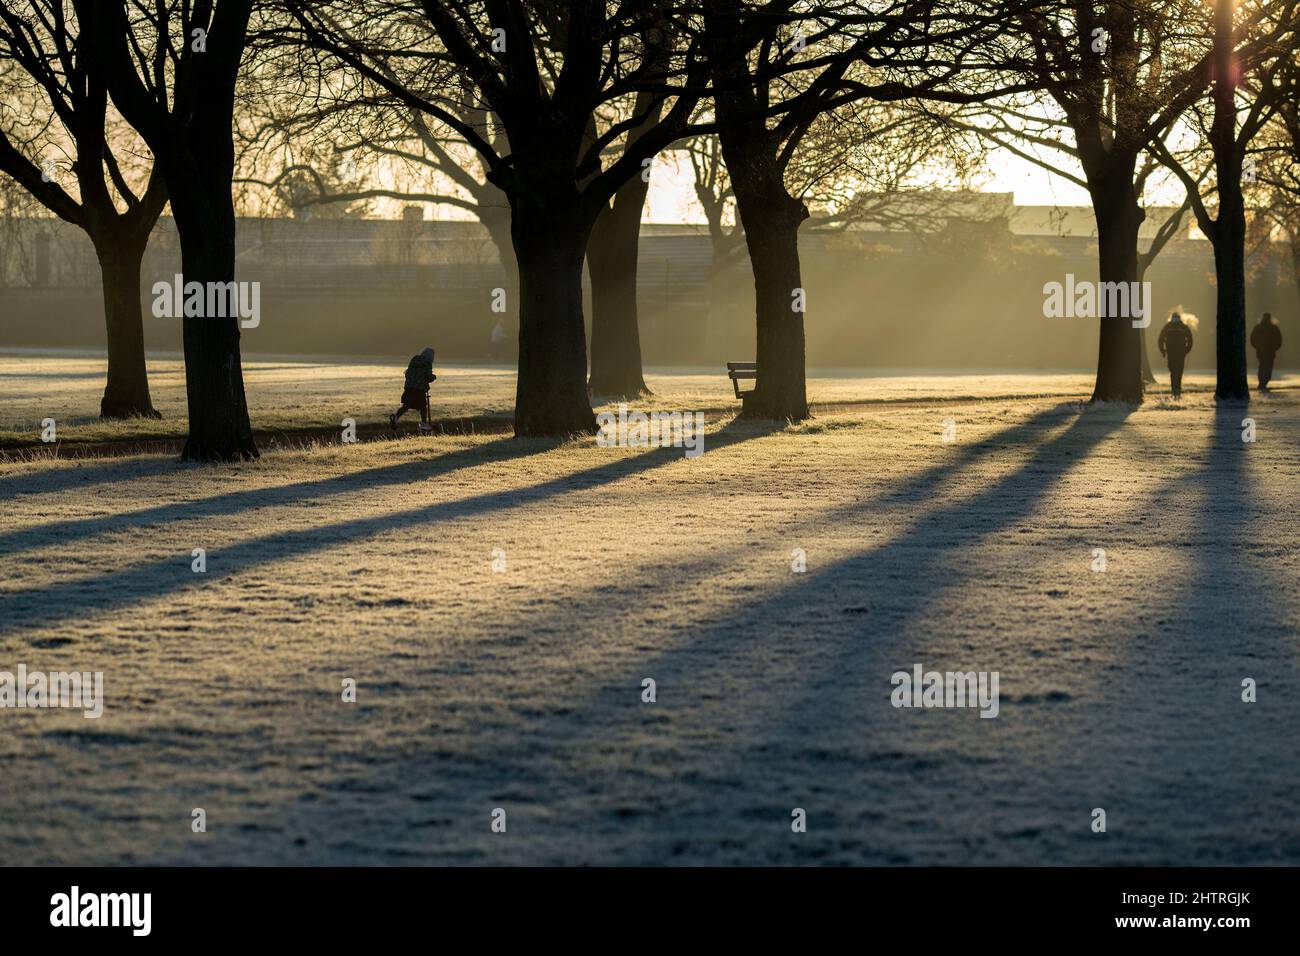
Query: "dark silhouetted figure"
1158 313 1194 399
1250 313 1282 391
390 346 436 431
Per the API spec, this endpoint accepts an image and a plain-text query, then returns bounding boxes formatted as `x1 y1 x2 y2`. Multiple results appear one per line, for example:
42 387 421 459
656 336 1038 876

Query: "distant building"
0 198 1294 368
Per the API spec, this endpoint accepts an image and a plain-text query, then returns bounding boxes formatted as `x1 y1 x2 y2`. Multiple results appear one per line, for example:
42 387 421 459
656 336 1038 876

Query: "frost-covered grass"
1 362 1298 865
0 353 518 448
1 350 1111 449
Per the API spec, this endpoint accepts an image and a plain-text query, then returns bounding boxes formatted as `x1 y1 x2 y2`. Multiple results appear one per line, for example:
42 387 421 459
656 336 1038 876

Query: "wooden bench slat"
726 361 758 398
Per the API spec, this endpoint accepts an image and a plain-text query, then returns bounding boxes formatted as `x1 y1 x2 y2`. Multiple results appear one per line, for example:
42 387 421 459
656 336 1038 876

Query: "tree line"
1 1 1298 460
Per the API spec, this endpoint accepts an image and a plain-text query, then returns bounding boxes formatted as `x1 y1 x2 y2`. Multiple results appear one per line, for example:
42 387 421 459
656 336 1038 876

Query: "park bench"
727 362 757 399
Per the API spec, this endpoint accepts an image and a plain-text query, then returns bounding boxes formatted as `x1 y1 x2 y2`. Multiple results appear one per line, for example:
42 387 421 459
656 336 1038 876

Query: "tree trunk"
167 167 258 461
705 0 809 423
510 187 597 437
93 231 159 419
719 135 809 421
76 0 255 458
1089 172 1144 404
1210 204 1249 401
1137 261 1156 384
587 185 650 398
1209 0 1249 402
738 197 809 420
585 67 663 400
1290 227 1300 292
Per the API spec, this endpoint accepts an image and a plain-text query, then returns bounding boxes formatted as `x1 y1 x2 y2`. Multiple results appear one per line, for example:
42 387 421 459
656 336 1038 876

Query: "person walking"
389 346 437 432
1158 312 1195 399
1249 313 1282 391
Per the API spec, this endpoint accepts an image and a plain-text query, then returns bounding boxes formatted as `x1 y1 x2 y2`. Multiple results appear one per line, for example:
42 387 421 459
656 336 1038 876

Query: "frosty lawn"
0 352 1106 450
1 359 1298 864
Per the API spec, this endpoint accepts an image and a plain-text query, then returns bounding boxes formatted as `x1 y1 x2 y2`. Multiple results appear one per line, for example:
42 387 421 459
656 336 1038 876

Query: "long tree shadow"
200 403 1129 865
0 455 191 500
5 404 1097 864
528 404 1134 864
0 435 548 556
1095 402 1300 863
0 397 1078 564
0 370 112 380
0 419 786 637
352 404 1124 863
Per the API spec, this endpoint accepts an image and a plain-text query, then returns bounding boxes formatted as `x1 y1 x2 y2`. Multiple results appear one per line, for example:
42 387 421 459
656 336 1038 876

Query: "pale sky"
638 145 1098 226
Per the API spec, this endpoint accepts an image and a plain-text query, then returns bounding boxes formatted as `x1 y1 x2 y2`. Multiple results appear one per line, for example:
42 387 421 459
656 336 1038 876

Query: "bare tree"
73 0 259 459
286 1 727 436
585 84 665 399
232 50 516 277
684 97 985 359
245 6 683 399
952 1 1229 403
1150 0 1300 401
0 1 167 418
1254 83 1300 291
701 0 1039 420
686 130 744 253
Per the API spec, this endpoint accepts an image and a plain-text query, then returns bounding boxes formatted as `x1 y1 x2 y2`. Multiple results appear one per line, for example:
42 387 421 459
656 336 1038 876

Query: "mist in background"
2 196 1295 370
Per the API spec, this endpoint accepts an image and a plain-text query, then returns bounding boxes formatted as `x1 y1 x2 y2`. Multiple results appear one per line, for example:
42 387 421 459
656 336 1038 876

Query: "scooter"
419 391 434 433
